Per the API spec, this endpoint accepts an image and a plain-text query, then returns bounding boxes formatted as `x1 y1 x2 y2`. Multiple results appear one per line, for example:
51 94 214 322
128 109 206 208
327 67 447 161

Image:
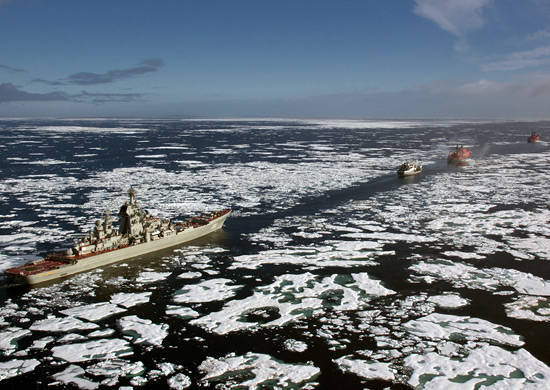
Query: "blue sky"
2 0 550 118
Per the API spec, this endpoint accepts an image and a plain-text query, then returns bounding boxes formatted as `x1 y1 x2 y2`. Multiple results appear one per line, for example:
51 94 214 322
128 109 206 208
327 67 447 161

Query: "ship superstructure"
5 188 230 285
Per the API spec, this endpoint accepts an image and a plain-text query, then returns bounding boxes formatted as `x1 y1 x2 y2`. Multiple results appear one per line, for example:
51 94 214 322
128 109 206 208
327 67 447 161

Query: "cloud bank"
32 59 165 86
65 59 164 85
0 64 24 73
0 83 142 104
0 83 69 103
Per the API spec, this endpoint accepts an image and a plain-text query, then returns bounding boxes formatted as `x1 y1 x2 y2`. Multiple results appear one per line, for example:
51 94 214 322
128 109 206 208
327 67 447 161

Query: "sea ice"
117 315 169 346
173 278 240 303
405 344 550 388
110 292 152 308
0 359 40 381
135 271 172 283
283 339 308 352
504 296 550 322
198 352 320 388
166 305 200 319
403 313 523 347
86 359 146 386
51 364 98 390
51 338 133 362
334 356 395 381
167 373 192 389
0 327 30 355
427 294 470 308
60 302 126 322
30 316 99 332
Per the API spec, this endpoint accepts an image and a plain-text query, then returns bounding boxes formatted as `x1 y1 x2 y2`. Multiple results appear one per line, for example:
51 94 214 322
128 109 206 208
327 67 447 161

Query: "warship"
5 188 231 285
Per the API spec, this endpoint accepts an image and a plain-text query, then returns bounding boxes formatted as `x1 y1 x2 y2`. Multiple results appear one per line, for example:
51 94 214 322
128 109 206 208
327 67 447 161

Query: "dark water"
0 119 549 389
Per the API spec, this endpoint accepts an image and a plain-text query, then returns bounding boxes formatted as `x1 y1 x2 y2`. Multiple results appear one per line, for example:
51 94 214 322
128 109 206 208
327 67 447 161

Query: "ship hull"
8 212 230 285
397 168 421 177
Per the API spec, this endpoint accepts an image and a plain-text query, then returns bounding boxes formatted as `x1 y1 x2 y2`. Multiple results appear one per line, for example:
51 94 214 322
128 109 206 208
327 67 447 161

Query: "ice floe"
0 359 40 381
51 338 133 362
334 356 395 381
403 313 523 347
30 316 99 332
60 302 127 322
405 344 550 389
505 296 550 322
410 259 550 296
110 292 152 308
198 352 320 388
173 278 240 304
117 315 168 346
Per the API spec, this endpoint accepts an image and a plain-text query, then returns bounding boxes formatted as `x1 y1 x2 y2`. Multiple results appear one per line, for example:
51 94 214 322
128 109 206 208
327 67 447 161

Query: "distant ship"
5 188 231 285
447 145 471 165
528 132 540 143
397 161 422 177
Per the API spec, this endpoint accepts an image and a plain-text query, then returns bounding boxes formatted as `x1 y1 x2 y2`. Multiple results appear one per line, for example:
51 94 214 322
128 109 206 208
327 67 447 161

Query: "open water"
0 118 549 389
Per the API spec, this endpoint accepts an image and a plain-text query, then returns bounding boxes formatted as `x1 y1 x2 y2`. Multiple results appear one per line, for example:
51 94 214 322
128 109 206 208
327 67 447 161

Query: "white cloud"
482 45 550 71
526 28 550 41
413 0 492 36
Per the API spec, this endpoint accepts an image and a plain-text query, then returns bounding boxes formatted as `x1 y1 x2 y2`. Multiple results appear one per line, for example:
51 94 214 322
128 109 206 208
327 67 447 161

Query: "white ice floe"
51 338 133 362
51 364 99 390
135 271 172 283
427 294 470 309
410 260 550 296
198 352 320 388
167 373 192 389
117 315 169 346
191 272 393 335
166 305 200 319
405 344 550 389
30 316 99 332
60 302 126 322
335 356 395 381
110 292 152 308
230 242 380 270
173 278 240 304
177 271 202 279
86 359 146 386
442 251 485 260
283 339 308 352
504 296 550 322
403 313 523 347
0 359 40 381
0 328 31 355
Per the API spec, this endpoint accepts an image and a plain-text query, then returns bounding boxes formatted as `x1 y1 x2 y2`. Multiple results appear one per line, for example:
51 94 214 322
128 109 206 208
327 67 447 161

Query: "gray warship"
5 188 231 285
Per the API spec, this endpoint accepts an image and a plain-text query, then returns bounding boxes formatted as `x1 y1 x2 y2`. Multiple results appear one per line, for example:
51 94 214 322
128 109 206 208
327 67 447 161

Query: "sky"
2 0 550 119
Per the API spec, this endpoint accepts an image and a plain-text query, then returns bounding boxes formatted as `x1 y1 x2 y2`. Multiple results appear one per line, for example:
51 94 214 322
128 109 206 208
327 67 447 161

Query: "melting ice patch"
110 292 152 308
198 352 320 388
405 345 550 389
410 259 550 296
117 315 168 346
427 294 470 309
334 356 395 381
60 302 126 322
403 313 523 347
0 359 40 381
173 278 240 304
30 316 99 332
51 338 133 362
0 328 30 356
135 271 172 283
190 272 394 335
505 296 550 322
